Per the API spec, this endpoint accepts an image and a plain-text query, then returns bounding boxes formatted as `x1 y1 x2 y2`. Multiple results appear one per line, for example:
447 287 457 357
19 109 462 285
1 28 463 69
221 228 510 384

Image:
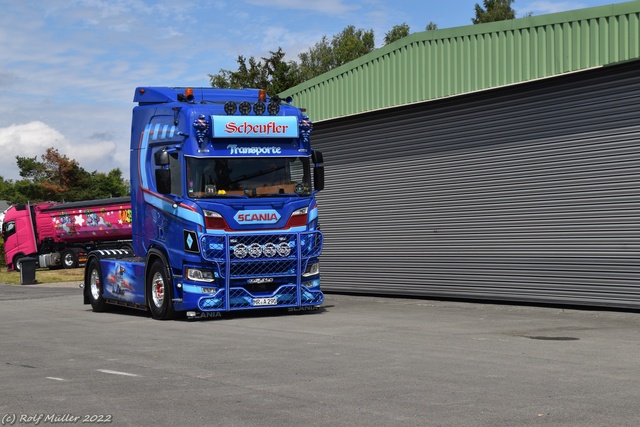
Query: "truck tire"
62 250 78 269
13 254 25 271
87 258 107 312
147 259 175 320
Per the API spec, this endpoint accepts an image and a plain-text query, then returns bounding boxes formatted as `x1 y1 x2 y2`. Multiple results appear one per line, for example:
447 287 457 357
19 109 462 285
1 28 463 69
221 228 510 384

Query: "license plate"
253 297 277 307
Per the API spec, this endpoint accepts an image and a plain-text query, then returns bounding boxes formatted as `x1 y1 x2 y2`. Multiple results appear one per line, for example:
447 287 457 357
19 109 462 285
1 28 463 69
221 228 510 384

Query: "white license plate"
253 297 278 307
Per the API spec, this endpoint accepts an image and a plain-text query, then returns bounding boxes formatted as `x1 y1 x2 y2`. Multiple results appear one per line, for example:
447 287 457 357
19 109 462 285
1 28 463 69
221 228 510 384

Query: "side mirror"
154 150 170 166
314 166 325 192
312 150 324 165
156 169 172 194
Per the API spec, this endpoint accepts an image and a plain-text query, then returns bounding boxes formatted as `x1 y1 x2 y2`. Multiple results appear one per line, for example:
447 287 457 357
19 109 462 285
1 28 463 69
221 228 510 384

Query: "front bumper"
177 231 324 312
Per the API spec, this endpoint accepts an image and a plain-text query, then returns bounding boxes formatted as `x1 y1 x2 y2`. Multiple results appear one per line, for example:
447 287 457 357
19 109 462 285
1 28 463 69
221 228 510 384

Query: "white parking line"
46 377 68 381
97 369 140 377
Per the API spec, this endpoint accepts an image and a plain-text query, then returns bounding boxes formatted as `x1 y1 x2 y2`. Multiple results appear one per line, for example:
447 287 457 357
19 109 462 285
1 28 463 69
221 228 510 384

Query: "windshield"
186 156 312 198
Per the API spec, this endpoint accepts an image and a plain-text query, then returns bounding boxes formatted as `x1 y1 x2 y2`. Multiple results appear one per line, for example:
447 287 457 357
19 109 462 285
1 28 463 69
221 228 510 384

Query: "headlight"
303 262 319 277
292 207 309 216
186 267 214 282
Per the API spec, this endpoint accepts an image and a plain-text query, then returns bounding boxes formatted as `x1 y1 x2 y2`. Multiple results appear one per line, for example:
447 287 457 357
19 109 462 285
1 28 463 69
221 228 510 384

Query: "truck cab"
84 87 325 319
1 203 38 270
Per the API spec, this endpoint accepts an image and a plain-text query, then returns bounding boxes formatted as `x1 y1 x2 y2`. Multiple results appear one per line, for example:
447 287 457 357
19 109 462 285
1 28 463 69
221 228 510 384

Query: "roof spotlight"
267 102 280 115
254 101 266 116
239 101 252 115
224 101 237 115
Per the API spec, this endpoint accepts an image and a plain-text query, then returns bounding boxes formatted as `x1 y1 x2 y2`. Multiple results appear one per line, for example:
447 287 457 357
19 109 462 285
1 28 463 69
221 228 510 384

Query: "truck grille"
198 231 323 311
201 231 322 279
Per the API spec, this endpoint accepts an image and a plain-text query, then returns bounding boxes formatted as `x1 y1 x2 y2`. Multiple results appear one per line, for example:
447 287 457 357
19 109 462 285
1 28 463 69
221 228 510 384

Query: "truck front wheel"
147 259 175 320
87 258 107 312
62 250 78 269
13 254 25 271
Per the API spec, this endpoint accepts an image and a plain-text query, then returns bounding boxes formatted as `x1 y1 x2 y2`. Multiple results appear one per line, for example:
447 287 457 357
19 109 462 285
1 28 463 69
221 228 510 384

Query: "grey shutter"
312 61 640 308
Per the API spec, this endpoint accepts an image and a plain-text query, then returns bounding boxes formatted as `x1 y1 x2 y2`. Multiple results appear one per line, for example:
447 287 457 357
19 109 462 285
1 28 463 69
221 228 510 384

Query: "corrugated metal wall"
282 1 640 122
313 60 640 309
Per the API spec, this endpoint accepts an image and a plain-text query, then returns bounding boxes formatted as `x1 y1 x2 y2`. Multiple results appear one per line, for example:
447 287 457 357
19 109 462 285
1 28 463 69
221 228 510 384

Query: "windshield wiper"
212 194 248 199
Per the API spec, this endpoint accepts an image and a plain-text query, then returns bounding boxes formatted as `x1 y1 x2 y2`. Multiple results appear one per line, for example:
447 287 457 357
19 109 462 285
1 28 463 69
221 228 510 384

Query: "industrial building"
281 2 640 308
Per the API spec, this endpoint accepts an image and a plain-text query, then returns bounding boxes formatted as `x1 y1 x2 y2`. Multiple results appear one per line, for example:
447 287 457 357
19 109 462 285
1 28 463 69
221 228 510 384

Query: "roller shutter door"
312 61 640 308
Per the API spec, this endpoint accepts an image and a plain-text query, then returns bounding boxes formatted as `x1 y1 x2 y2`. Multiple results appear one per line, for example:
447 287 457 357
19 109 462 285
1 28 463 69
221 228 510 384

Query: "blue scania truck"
83 87 325 319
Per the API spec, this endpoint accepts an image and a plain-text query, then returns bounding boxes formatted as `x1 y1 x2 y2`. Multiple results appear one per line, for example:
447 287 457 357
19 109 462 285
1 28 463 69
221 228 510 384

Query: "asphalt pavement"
1 281 639 426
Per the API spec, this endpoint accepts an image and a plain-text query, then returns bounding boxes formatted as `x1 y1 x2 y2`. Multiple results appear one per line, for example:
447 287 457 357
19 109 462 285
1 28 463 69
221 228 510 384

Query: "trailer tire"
87 258 107 312
62 250 78 269
147 259 175 320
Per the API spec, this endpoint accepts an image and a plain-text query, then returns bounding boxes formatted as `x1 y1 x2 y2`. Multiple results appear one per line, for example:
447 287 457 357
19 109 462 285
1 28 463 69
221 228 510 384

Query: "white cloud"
71 140 121 171
244 0 359 15
0 119 128 182
0 122 68 180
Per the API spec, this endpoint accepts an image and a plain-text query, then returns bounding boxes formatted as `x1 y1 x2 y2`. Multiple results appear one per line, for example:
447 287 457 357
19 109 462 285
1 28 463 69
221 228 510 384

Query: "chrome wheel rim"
151 272 165 307
90 269 100 300
64 253 75 267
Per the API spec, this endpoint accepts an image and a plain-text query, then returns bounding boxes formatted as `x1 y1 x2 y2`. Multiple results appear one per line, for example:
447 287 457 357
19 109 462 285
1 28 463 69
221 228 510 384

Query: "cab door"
2 204 38 268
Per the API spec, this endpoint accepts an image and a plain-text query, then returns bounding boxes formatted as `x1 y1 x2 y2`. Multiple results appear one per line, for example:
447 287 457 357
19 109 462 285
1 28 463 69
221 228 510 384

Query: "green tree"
11 179 46 203
211 25 377 93
0 177 14 200
85 169 130 200
46 148 89 198
15 149 77 201
209 55 266 90
297 25 374 82
297 36 335 82
425 21 438 31
331 25 375 67
15 155 48 180
384 23 410 45
472 0 516 24
208 69 232 89
263 48 301 95
12 147 129 203
209 48 300 96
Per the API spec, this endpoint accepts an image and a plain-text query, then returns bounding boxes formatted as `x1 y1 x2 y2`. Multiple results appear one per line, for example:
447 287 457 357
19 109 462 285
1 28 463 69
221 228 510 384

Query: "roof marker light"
185 88 194 102
258 89 267 102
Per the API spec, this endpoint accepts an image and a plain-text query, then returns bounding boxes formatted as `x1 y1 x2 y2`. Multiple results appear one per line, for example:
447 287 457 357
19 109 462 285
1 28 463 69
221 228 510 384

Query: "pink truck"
1 197 132 270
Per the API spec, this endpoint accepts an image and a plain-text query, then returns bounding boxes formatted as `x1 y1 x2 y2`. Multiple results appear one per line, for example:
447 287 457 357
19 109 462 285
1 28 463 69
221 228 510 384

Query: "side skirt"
104 298 148 311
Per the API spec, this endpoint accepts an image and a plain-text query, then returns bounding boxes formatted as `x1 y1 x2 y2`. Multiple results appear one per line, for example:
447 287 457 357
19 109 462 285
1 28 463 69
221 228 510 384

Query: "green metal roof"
281 1 640 122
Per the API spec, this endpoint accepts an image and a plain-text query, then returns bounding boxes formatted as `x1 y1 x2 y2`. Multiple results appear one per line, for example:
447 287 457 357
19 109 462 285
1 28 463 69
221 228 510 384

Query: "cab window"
2 220 16 240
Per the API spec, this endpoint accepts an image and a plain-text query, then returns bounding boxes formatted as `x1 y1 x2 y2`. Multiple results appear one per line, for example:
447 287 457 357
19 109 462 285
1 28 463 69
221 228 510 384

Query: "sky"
0 0 625 182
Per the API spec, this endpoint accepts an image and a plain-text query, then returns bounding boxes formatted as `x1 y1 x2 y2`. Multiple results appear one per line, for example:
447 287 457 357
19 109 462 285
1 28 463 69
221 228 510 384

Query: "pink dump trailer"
1 197 131 270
